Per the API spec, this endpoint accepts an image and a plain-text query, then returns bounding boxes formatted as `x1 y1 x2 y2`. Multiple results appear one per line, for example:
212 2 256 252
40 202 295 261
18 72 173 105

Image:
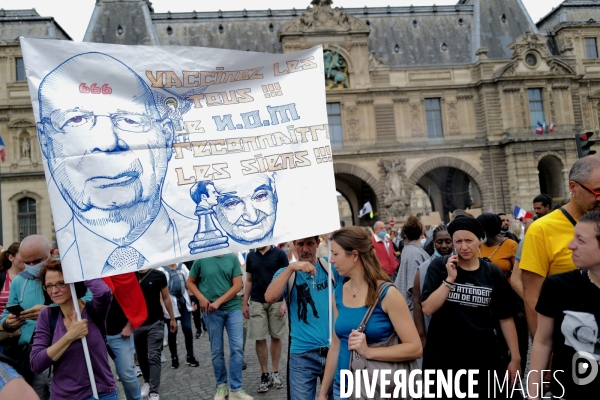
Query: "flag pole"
70 284 99 399
0 164 3 245
328 238 332 346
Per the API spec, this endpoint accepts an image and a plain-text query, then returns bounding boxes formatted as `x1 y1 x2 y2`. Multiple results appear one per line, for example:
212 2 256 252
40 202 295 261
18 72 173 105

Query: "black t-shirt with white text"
136 269 168 326
246 246 289 303
422 258 517 368
536 269 600 398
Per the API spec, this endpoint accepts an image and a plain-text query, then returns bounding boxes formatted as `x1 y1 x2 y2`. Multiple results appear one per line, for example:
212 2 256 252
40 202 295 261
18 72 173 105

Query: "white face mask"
25 258 48 278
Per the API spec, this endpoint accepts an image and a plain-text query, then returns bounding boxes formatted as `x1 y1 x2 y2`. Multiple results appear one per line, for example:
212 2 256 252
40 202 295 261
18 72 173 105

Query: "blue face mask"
25 259 47 278
283 248 289 254
434 250 443 258
378 231 387 239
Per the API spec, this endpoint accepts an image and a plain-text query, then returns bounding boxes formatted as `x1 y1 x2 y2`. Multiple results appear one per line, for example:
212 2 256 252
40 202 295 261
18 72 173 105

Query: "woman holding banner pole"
319 226 422 400
30 261 117 400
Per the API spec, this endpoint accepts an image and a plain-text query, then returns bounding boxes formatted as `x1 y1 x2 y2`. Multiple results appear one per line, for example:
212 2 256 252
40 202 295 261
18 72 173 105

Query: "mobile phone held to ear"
451 248 459 267
5 304 24 317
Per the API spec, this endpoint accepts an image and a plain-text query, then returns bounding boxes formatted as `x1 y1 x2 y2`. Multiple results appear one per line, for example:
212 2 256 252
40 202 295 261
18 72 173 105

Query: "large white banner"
21 38 339 283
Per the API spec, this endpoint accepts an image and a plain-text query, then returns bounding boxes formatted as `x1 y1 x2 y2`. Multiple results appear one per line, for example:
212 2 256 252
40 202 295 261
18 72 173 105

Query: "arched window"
17 197 36 241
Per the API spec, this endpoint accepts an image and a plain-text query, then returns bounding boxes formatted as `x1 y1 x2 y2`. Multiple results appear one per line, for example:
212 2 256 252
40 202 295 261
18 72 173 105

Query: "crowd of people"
0 156 597 399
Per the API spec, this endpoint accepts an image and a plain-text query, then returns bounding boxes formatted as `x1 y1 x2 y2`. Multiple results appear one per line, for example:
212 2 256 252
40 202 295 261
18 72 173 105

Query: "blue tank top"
334 281 394 385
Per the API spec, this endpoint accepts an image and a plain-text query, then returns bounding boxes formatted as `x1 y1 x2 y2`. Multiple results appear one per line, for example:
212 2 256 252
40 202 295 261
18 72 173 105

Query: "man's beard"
299 252 315 262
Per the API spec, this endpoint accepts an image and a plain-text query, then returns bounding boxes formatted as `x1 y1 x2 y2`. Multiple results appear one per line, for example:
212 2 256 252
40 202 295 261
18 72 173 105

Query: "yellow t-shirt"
519 209 577 278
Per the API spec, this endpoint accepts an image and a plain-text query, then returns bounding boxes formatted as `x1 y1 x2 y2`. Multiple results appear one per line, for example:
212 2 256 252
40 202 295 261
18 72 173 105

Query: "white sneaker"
160 353 166 363
214 383 228 400
229 389 253 400
141 382 150 398
134 365 142 377
149 393 159 400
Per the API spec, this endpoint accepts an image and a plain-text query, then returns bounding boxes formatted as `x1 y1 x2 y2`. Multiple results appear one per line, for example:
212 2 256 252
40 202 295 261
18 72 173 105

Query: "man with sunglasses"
36 53 191 281
520 155 600 336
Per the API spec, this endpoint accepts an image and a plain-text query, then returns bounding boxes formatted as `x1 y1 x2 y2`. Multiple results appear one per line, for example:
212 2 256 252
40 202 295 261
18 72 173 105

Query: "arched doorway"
334 163 381 227
335 173 378 226
336 191 353 227
538 155 565 202
408 157 487 223
413 167 483 223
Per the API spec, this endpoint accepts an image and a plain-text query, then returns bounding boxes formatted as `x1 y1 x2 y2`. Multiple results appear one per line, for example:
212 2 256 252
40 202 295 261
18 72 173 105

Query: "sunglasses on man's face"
573 181 600 201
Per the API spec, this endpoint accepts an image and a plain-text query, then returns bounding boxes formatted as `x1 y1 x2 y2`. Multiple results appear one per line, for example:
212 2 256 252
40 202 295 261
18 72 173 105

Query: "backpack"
163 264 186 298
286 258 336 304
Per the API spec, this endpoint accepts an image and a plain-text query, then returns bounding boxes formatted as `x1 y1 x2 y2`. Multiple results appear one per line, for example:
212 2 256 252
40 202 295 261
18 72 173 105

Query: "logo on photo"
572 351 599 386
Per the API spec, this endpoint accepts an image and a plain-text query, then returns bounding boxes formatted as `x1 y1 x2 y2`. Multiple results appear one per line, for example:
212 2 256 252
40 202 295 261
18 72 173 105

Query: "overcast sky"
9 0 566 41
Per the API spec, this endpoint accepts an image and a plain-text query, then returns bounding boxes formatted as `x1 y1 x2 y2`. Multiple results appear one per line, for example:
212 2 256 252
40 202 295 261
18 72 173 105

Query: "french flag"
549 122 555 133
513 205 533 220
0 136 5 163
535 121 545 135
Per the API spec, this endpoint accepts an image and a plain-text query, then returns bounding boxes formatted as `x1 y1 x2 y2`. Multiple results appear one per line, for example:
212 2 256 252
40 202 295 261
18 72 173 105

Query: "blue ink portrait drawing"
37 52 195 280
21 38 340 283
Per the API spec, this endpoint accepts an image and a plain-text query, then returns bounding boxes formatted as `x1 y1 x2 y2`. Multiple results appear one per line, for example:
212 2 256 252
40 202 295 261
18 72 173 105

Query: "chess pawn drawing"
188 181 229 254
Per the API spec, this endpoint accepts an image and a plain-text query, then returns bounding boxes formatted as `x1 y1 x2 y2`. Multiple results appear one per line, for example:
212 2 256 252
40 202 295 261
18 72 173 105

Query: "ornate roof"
280 3 369 36
537 0 600 32
84 0 539 68
0 8 71 41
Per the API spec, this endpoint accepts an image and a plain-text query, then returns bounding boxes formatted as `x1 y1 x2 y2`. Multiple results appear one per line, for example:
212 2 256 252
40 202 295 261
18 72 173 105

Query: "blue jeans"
289 350 333 400
333 380 341 400
107 334 142 400
204 309 244 391
84 390 119 400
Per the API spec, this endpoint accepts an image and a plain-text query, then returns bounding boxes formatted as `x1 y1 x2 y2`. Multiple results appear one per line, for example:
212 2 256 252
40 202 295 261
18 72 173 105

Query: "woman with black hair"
0 243 24 316
476 213 519 279
412 224 453 347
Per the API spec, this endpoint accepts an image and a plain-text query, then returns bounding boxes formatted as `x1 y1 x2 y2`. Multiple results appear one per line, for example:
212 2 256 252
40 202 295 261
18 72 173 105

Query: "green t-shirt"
189 254 242 311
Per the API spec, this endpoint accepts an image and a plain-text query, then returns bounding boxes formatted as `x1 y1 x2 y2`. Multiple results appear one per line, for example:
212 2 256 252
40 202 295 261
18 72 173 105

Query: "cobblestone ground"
111 326 534 399
112 326 290 400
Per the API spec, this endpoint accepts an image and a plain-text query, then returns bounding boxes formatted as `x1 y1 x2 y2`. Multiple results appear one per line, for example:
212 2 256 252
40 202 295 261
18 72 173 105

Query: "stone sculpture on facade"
447 101 461 135
378 158 411 221
410 104 423 136
344 106 360 142
281 0 369 34
324 47 349 89
21 137 31 159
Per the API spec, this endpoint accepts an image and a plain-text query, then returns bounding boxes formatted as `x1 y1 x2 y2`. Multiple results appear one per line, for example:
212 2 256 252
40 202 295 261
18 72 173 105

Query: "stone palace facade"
1 0 600 243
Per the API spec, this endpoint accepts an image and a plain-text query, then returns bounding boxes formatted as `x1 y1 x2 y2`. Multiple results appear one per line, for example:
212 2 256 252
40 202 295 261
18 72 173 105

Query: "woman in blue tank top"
318 227 422 400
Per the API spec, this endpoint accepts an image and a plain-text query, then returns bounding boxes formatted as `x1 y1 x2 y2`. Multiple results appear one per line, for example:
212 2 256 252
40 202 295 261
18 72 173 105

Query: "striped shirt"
0 271 12 315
